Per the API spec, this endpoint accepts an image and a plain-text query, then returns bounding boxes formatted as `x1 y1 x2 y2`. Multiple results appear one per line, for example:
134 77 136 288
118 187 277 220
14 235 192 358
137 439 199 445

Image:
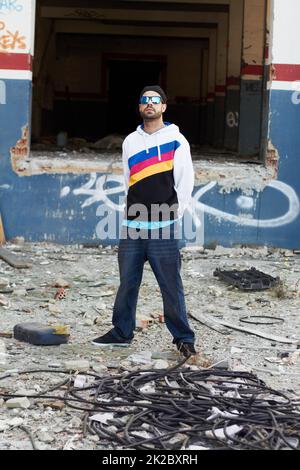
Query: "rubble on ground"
0 242 299 450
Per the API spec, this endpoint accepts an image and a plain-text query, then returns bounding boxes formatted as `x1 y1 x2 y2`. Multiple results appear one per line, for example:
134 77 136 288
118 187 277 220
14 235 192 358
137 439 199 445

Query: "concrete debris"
15 388 36 396
229 302 245 310
217 319 299 344
0 295 10 308
52 278 70 288
284 351 300 365
0 421 10 432
98 289 115 297
0 340 7 366
0 246 32 269
64 360 90 372
48 304 62 315
207 286 224 297
47 362 62 369
153 359 169 369
1 241 300 449
91 364 108 374
126 351 152 365
231 347 244 355
0 277 10 289
13 288 27 297
5 397 31 409
91 134 124 150
9 237 25 246
37 431 55 443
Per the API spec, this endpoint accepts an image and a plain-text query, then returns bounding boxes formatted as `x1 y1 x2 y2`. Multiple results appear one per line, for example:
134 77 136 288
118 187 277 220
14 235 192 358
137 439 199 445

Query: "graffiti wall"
0 0 300 248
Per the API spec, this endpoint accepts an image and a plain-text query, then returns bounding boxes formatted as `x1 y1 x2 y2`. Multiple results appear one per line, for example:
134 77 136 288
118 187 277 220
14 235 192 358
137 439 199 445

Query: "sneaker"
176 342 197 358
92 330 131 347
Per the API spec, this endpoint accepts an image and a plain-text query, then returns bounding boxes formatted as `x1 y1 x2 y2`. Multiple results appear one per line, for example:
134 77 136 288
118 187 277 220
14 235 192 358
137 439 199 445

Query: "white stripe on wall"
0 70 33 80
269 80 300 91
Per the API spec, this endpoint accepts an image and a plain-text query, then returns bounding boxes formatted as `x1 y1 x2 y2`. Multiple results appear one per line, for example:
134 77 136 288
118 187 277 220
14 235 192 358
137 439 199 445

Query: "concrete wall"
238 0 266 156
1 0 300 249
224 0 243 151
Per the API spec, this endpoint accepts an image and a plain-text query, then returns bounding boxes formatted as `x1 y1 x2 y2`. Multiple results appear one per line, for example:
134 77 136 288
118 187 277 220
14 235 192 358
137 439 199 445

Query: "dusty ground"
0 241 300 450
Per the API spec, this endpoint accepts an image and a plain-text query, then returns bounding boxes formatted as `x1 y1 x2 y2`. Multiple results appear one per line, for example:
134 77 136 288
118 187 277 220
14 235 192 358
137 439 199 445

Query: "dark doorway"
107 59 166 135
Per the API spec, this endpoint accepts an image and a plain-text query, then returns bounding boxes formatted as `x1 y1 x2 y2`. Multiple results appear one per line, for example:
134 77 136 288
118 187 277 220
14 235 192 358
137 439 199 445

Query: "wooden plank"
215 319 299 344
189 311 230 334
0 247 31 269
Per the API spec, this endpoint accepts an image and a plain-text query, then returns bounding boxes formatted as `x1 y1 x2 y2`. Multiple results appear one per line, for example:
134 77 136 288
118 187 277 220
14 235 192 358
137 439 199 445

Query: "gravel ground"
0 241 300 450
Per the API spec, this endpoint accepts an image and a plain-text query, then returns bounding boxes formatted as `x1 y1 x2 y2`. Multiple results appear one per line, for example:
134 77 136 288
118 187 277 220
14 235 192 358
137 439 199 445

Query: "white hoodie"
122 123 194 221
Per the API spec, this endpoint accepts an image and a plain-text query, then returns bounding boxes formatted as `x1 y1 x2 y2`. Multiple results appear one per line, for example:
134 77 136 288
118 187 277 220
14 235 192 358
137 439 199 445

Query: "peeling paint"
12 150 277 198
13 150 123 176
266 140 280 177
10 124 30 172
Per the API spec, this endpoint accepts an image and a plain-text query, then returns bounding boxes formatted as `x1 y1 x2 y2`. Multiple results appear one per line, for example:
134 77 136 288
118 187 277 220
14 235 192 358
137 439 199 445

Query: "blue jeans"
111 224 195 344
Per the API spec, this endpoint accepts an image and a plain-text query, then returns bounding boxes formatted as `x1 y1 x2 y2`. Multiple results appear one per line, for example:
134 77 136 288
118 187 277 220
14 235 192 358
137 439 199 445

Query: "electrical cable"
0 362 299 450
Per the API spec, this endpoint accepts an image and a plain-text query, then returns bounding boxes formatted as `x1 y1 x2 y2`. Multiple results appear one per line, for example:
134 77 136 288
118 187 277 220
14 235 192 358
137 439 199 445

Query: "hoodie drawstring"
143 135 149 154
156 135 161 161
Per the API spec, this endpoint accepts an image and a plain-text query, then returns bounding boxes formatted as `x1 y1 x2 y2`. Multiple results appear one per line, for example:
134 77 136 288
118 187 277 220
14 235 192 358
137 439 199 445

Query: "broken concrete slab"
0 247 32 269
64 360 90 372
5 397 31 409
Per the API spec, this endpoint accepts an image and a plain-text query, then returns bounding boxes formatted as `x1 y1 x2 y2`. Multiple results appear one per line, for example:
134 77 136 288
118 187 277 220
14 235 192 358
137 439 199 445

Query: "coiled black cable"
0 362 299 450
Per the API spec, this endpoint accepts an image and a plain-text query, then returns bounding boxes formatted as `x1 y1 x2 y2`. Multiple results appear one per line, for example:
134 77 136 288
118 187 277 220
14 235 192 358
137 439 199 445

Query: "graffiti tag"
0 1 23 13
0 20 26 50
62 174 300 231
291 81 300 105
0 80 6 104
193 181 300 228
226 111 239 128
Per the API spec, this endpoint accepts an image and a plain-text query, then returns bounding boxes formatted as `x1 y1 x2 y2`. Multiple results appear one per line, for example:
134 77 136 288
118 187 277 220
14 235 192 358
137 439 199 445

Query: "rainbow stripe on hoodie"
122 123 194 226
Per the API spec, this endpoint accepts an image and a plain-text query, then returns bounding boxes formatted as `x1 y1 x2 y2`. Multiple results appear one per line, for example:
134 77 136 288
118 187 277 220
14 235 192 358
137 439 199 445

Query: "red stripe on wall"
273 64 300 82
241 65 263 76
0 53 32 70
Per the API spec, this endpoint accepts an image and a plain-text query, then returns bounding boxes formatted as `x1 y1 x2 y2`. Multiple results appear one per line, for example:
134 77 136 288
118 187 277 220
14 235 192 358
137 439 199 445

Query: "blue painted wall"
0 79 300 248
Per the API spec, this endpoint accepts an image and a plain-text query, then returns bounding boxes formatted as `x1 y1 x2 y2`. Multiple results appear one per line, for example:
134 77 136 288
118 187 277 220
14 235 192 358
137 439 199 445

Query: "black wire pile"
1 363 300 450
66 363 300 450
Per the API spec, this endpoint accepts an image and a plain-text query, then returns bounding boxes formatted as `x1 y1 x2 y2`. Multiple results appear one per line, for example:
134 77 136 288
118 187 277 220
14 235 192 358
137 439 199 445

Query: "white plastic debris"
73 375 90 388
131 431 153 439
206 424 243 440
89 412 114 424
139 382 156 394
231 347 244 354
185 445 209 450
206 406 240 422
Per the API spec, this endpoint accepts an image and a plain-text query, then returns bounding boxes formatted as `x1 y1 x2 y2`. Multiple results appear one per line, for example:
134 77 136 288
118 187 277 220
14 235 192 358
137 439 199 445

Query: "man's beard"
140 108 162 120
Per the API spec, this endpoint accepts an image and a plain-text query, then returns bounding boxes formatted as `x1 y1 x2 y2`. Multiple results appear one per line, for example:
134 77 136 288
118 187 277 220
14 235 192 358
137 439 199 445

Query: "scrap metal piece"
214 267 280 291
239 316 284 325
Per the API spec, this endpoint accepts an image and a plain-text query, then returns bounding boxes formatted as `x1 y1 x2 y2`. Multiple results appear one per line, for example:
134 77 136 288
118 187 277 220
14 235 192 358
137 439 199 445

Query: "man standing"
92 85 196 357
